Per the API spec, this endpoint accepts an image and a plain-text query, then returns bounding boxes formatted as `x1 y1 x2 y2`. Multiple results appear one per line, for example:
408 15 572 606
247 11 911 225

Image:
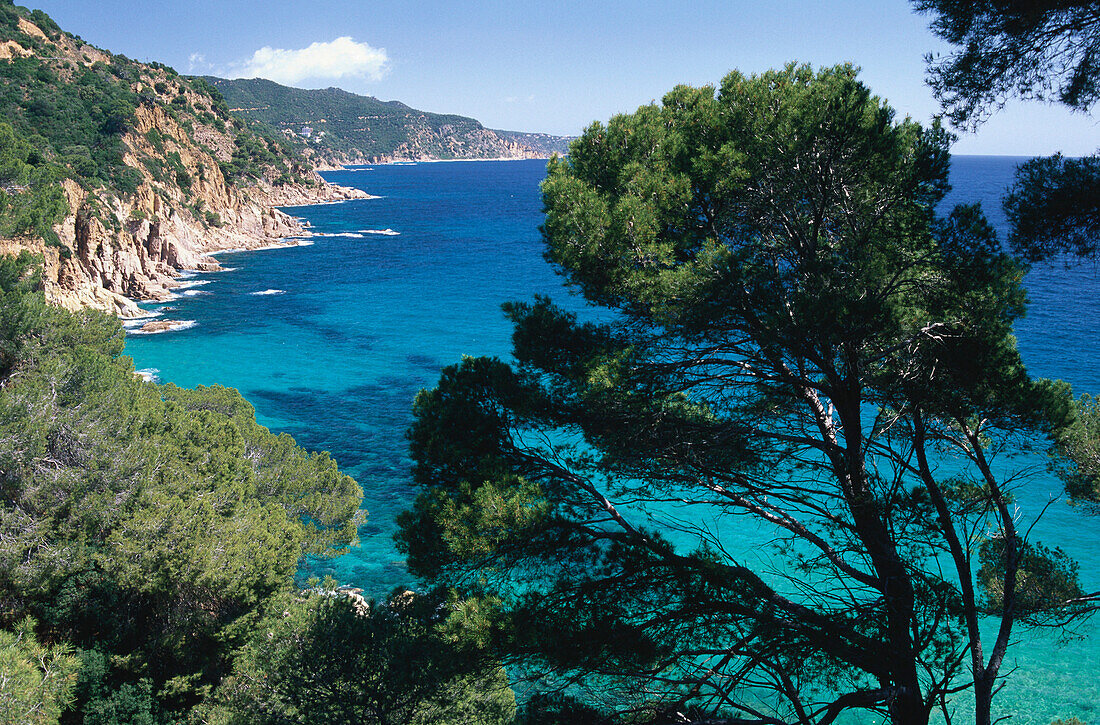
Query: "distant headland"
205 77 574 166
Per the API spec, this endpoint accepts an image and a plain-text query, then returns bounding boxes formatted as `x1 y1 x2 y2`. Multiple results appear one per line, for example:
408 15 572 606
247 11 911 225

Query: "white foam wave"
206 240 313 256
176 279 212 289
250 289 286 296
123 310 164 322
361 228 400 236
314 232 365 239
181 289 211 297
134 368 160 382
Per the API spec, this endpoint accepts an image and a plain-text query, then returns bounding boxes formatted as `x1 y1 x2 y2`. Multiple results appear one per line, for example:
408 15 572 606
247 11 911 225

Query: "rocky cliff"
0 7 370 317
35 100 368 317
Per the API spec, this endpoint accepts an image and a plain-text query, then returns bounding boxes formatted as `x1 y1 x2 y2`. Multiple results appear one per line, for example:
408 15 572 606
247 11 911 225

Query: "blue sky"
30 0 1099 155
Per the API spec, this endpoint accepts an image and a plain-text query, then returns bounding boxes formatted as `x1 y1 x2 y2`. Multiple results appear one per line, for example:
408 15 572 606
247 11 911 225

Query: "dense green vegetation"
0 57 136 193
222 126 313 186
0 619 80 724
210 587 514 725
0 248 513 724
0 251 369 721
398 64 1095 725
0 121 68 248
0 1 146 193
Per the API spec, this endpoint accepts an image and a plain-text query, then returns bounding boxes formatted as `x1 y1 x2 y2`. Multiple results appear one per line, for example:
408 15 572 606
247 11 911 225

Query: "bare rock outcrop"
25 110 372 318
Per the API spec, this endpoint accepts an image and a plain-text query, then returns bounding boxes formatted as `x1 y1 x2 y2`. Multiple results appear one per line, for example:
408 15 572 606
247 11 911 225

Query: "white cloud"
228 37 389 85
187 53 208 73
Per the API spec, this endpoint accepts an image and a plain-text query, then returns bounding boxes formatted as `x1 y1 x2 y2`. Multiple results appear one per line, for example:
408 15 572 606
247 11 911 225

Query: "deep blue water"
124 157 1100 722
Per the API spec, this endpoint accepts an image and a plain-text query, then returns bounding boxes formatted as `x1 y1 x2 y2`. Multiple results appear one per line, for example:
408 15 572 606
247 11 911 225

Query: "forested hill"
205 76 572 164
0 1 365 318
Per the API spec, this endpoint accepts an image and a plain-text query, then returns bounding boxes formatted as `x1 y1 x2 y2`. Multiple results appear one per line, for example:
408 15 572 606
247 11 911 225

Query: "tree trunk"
974 675 994 725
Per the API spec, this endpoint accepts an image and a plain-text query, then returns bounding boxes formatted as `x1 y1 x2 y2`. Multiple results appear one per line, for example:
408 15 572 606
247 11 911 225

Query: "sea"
123 157 1100 723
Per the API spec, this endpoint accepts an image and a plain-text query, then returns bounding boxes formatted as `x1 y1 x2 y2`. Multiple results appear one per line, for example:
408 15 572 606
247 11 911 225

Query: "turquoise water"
124 157 1100 722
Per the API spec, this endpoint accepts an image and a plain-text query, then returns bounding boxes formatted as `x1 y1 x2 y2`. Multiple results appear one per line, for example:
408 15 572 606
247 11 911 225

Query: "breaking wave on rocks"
207 241 315 256
127 320 198 335
134 368 160 382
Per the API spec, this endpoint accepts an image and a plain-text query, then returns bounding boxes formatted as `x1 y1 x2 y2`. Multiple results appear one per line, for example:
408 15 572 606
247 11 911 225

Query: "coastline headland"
3 172 374 322
0 13 378 322
318 154 558 170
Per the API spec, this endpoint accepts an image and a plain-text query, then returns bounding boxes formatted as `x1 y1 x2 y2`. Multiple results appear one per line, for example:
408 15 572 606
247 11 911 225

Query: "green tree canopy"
0 122 67 247
0 252 363 718
209 587 515 725
0 618 80 725
398 65 1093 725
1002 153 1100 262
915 0 1100 127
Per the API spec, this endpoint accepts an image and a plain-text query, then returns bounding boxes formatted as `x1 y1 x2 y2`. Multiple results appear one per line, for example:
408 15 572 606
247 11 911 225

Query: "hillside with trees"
205 77 571 165
0 0 365 320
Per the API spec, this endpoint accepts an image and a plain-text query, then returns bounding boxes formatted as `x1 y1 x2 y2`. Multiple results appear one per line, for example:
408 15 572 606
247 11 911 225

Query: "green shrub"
175 168 192 190
111 167 142 195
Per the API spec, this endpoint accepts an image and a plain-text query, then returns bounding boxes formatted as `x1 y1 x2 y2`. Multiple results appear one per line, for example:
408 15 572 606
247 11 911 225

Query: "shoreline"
117 180 375 330
324 155 557 171
112 157 537 332
202 238 316 257
126 238 317 334
277 195 380 207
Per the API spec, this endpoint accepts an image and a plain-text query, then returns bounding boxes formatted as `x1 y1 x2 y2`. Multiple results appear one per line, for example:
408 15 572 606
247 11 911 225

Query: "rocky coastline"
0 15 375 321
6 175 371 321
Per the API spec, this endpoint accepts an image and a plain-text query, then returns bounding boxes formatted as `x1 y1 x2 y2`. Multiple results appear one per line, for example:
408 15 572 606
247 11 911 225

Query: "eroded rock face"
19 133 370 318
0 17 373 318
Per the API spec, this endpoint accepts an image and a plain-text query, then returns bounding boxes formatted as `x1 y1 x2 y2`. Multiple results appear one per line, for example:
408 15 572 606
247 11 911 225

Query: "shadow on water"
405 352 443 373
249 379 420 481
